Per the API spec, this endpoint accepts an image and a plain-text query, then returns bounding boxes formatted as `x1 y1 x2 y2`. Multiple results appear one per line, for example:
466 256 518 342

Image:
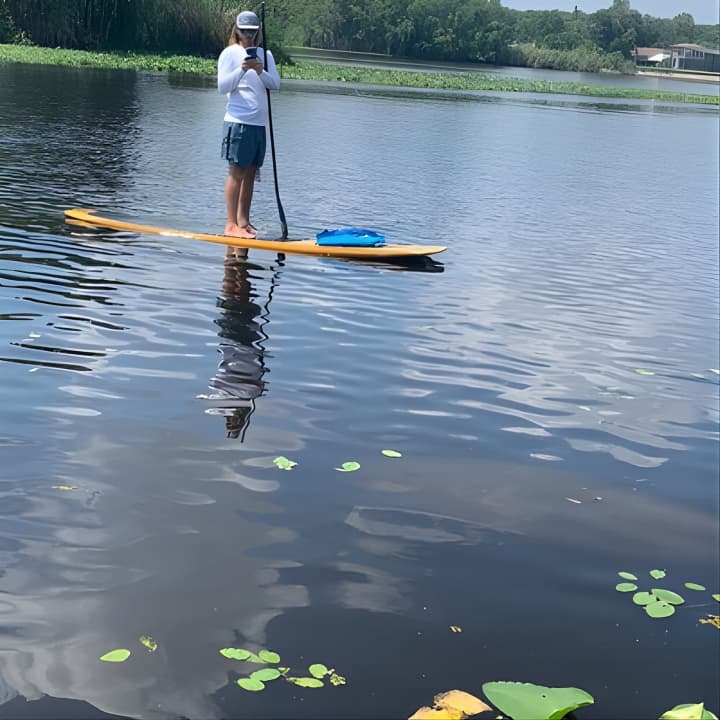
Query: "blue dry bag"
315 228 385 247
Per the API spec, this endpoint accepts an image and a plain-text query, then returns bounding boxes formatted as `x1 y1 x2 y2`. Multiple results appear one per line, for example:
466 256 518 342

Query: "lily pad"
139 635 157 652
633 591 656 606
220 647 262 662
645 600 676 618
635 368 655 375
273 456 296 470
250 668 281 682
684 582 706 592
286 677 324 688
309 663 329 678
99 649 130 663
482 682 594 720
237 677 265 692
618 571 638 580
652 589 685 605
616 582 638 592
650 569 666 579
659 703 719 720
330 672 347 686
381 449 403 458
336 461 360 472
258 649 280 664
712 594 720 602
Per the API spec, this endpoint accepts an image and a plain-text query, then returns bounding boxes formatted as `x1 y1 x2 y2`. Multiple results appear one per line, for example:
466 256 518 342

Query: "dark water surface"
0 63 718 720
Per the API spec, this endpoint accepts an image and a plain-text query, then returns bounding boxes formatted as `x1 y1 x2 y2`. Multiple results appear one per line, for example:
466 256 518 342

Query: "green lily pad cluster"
219 647 345 692
615 570 715 619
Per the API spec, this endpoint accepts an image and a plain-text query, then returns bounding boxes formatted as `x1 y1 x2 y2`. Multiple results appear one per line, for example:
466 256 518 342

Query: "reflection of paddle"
260 2 288 239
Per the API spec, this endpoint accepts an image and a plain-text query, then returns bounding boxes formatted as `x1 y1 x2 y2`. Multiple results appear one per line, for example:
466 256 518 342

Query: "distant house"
634 47 669 66
670 44 720 72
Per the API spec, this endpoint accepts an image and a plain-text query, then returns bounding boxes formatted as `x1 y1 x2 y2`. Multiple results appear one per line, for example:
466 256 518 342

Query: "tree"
0 0 17 42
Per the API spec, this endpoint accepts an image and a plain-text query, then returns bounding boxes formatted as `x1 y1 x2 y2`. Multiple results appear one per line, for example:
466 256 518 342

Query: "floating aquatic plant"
273 456 297 470
336 461 360 472
618 572 638 580
139 635 157 652
632 592 655 606
309 664 329 678
652 589 685 605
482 681 594 720
287 677 324 688
250 668 282 682
237 677 265 691
381 449 402 457
221 646 345 693
645 600 676 618
220 647 265 663
99 649 130 663
659 703 719 719
258 649 280 663
613 569 719 621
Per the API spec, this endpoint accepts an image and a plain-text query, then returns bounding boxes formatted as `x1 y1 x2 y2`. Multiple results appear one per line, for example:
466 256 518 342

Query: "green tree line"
1 0 718 70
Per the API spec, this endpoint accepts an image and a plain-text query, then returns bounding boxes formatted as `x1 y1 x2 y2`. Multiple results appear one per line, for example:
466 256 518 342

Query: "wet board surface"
64 209 447 259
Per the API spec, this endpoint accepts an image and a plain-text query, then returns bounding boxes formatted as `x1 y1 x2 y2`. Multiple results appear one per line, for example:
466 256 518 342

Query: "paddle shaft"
260 3 288 239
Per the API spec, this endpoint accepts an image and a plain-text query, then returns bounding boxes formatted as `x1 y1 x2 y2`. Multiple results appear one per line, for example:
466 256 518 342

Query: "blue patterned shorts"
221 122 266 168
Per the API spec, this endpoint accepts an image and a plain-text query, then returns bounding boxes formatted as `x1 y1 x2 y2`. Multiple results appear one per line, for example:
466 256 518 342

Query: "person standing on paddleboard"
218 10 280 239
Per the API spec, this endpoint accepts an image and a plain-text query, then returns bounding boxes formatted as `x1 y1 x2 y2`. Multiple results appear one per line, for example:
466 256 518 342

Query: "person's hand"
242 58 263 74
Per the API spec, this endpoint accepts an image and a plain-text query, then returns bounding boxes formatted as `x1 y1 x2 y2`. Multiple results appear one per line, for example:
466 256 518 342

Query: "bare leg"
237 167 257 234
224 164 255 238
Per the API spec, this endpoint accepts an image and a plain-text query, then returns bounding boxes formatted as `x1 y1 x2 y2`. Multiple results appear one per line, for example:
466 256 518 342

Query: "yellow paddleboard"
64 209 447 259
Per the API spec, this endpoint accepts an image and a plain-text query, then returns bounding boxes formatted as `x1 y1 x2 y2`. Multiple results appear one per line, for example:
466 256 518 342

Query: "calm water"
0 63 718 720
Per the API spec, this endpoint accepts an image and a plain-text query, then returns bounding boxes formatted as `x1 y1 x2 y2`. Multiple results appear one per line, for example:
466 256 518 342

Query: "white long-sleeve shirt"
217 45 280 126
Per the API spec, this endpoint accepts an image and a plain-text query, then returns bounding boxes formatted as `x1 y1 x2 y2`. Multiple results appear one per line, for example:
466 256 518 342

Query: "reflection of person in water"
208 248 268 439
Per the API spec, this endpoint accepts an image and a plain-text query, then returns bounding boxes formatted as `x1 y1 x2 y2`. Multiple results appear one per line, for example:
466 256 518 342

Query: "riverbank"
637 68 720 84
1 43 718 105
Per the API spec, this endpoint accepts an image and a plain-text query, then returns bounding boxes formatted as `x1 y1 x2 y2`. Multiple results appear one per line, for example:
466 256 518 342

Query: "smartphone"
245 47 257 60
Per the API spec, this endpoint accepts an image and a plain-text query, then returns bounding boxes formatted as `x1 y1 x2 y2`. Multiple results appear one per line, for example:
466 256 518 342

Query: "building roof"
635 47 667 57
670 43 720 54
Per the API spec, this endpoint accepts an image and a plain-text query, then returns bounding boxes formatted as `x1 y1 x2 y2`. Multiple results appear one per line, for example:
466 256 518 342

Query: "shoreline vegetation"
1 43 718 106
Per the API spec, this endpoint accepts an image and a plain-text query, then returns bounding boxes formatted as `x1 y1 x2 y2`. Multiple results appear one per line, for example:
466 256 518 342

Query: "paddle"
260 2 288 239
